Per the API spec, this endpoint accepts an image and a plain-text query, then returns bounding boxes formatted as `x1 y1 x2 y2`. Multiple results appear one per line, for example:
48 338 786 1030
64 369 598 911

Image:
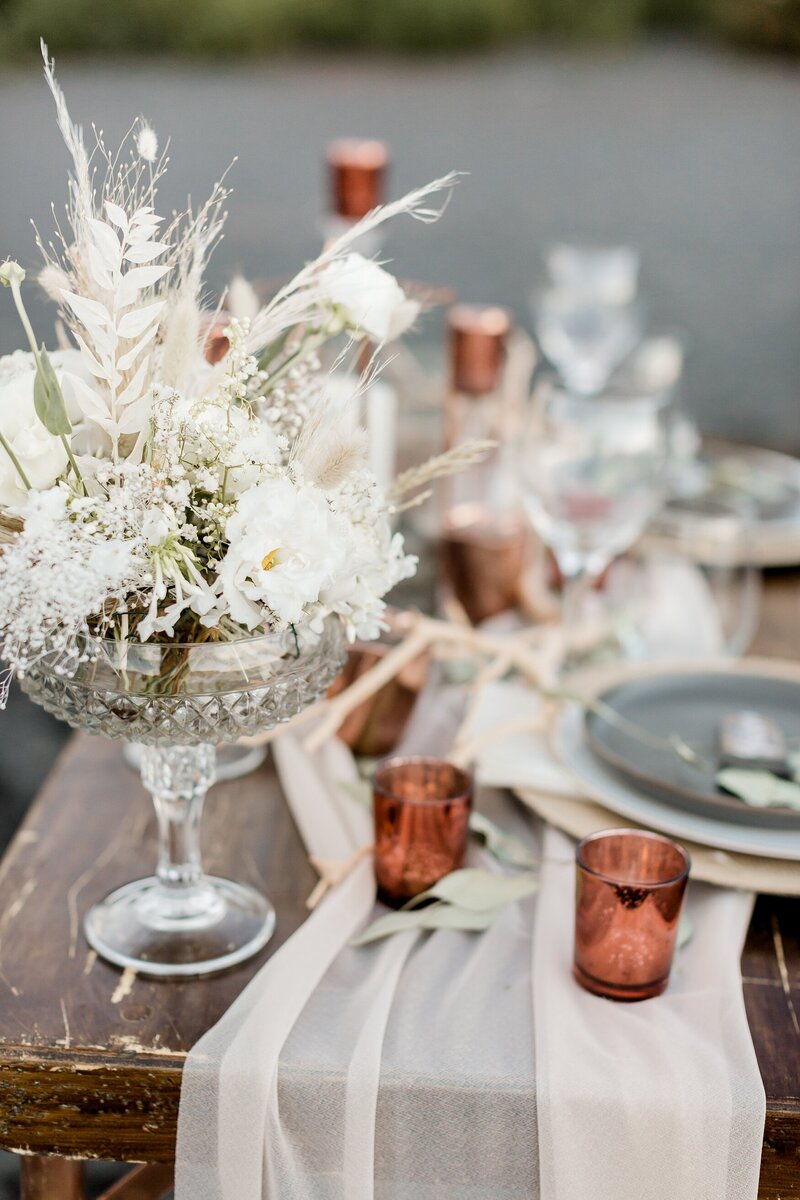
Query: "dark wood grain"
0 737 316 1161
0 575 798 1189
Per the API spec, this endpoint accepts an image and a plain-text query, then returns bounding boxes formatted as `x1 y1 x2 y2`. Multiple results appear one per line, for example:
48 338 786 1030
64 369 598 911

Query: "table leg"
20 1157 85 1200
97 1164 174 1199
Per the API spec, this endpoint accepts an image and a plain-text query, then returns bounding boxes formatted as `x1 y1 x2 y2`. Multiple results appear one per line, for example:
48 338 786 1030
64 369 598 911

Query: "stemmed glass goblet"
520 377 671 663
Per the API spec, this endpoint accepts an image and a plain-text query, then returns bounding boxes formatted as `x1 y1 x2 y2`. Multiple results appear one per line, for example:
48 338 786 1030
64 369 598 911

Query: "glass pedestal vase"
21 618 346 977
123 739 268 783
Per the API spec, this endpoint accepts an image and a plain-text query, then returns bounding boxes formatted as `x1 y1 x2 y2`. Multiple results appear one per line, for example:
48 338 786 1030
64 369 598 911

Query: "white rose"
317 253 419 343
217 476 347 629
0 372 66 509
0 349 105 508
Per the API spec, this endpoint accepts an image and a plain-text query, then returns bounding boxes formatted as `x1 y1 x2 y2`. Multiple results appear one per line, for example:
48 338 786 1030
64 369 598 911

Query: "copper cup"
326 613 429 758
373 758 473 908
574 829 690 1001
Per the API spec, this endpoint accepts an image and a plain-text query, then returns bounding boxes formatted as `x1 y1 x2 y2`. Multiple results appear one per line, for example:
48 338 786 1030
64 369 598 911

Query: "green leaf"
337 777 372 809
717 768 800 811
469 812 538 869
403 868 538 913
351 901 503 947
257 327 291 371
33 345 72 436
788 749 800 784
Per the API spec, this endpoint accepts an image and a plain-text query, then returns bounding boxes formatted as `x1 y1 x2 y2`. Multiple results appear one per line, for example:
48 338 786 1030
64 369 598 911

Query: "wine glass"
520 376 672 657
533 286 643 396
544 243 640 305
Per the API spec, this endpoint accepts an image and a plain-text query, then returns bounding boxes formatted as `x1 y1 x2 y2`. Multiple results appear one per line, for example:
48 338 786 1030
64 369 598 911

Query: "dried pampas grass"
387 439 496 507
291 405 368 490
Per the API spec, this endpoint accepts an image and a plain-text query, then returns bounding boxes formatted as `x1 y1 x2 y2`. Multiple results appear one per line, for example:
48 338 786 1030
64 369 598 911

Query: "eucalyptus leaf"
717 768 800 811
337 777 372 809
469 812 538 869
403 868 538 913
351 901 503 947
33 345 71 436
788 749 800 784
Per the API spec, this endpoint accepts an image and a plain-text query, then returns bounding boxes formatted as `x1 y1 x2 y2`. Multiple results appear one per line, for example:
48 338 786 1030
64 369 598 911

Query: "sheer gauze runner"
176 686 764 1200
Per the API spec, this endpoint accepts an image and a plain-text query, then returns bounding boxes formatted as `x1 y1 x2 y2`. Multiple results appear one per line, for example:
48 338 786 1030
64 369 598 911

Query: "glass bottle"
439 304 531 626
322 137 389 256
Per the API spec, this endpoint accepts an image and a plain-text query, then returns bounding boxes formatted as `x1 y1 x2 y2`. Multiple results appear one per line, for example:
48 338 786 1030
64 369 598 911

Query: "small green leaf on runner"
717 768 800 811
33 344 72 436
338 777 372 809
469 812 539 869
402 868 538 913
351 901 504 947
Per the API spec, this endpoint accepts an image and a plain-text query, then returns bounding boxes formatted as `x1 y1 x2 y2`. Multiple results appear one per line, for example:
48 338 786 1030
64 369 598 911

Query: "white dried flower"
0 261 26 289
135 123 158 164
38 263 71 302
316 253 419 343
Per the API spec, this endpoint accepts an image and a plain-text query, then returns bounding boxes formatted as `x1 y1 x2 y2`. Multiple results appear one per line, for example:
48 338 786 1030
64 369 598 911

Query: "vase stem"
141 743 216 891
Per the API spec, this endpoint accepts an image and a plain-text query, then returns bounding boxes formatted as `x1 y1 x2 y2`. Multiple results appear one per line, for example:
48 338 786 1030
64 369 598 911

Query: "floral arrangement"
0 44 477 703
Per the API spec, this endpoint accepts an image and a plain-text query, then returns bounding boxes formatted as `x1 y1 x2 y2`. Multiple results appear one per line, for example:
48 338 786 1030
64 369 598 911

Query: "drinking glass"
544 243 640 305
520 377 671 653
534 287 643 395
574 829 690 1001
646 490 761 658
372 757 473 908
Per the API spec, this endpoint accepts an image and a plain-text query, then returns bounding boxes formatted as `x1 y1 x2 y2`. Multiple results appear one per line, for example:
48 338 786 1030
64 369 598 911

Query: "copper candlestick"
373 757 473 908
574 829 690 1001
326 138 389 221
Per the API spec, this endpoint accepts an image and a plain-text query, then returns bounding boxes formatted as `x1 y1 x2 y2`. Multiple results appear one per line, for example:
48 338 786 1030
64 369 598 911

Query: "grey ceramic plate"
584 672 800 829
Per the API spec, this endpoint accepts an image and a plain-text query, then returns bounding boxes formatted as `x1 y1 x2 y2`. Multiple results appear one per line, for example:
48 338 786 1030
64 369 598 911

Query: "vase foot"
84 876 275 977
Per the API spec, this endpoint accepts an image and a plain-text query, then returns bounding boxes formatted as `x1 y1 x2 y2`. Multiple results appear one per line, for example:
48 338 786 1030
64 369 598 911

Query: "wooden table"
0 575 798 1198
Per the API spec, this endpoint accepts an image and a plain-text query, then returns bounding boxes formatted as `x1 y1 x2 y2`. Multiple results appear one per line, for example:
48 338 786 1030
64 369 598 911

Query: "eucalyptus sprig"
0 260 84 492
352 868 539 947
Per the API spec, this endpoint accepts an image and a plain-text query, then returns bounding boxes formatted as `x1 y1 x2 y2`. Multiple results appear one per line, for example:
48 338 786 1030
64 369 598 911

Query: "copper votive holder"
326 613 429 758
574 829 690 1002
373 758 473 908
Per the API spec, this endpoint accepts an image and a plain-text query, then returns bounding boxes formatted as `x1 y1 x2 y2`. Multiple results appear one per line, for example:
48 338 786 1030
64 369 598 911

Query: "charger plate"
552 701 800 861
584 671 800 829
516 786 800 896
522 658 800 890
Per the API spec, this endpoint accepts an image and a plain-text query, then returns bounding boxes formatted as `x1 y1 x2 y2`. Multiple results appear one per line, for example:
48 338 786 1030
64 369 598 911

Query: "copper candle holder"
373 758 473 908
326 612 429 759
326 138 389 220
574 829 690 1002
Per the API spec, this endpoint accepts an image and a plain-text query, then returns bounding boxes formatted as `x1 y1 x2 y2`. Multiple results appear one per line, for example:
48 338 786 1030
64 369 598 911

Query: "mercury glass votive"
574 829 690 1001
373 757 473 908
